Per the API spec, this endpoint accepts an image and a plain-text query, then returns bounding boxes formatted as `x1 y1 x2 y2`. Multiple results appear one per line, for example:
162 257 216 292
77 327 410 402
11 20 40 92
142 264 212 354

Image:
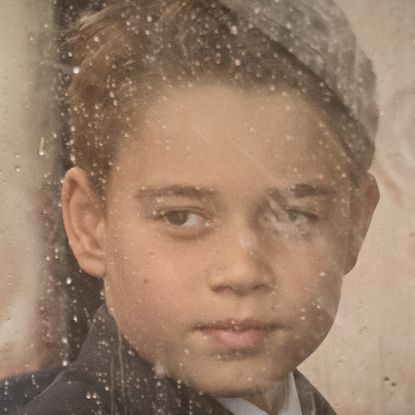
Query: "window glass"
0 1 413 414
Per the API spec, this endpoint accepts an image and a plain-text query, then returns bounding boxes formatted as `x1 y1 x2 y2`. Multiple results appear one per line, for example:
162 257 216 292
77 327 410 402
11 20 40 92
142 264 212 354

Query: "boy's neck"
241 377 289 414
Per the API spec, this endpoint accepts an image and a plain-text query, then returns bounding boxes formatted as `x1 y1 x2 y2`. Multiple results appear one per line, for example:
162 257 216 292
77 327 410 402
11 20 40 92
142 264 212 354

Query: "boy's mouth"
196 320 277 349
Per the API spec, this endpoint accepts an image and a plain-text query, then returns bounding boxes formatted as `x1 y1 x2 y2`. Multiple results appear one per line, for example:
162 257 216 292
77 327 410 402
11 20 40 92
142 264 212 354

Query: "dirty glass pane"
0 1 413 414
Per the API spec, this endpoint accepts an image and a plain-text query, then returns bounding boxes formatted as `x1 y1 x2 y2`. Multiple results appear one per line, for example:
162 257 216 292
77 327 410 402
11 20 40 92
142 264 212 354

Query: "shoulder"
0 366 113 415
0 367 61 413
293 370 337 415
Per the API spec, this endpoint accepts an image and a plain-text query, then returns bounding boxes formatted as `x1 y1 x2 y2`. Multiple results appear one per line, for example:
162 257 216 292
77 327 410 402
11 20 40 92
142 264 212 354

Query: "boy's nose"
207 230 273 296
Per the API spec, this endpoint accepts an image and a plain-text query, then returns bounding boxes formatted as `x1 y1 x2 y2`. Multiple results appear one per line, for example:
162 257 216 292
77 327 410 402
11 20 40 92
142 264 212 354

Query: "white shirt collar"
216 373 303 415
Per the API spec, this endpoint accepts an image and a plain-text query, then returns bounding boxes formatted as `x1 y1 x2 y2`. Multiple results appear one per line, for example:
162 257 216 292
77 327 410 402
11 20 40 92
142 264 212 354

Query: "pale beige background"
0 1 56 376
0 1 414 414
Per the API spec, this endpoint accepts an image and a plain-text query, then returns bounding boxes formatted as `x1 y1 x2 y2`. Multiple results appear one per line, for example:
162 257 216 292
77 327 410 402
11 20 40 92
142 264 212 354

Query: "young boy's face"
65 83 377 398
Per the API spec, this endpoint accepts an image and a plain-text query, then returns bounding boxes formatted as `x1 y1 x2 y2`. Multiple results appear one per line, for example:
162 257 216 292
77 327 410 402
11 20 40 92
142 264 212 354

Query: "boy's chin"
192 376 280 399
204 384 274 398
175 361 288 398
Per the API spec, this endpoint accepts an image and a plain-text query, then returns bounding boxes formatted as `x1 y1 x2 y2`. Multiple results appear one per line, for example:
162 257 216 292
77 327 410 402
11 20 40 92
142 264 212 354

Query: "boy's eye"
265 207 319 227
160 210 205 227
283 209 319 224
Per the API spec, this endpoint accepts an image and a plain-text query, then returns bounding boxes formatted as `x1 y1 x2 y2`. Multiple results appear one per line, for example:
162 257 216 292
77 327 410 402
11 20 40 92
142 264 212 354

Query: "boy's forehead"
140 83 340 151
112 83 353 193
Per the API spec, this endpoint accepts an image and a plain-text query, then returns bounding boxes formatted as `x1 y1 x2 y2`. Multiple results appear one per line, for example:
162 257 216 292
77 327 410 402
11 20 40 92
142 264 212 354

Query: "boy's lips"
195 319 277 349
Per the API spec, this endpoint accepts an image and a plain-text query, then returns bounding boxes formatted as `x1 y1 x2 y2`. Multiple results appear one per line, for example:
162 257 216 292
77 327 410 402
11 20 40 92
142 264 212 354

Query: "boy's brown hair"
67 0 376 193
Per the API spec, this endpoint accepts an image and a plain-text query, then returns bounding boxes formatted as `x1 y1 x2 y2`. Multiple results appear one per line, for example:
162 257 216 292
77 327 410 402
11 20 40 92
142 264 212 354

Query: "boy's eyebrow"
135 185 219 200
135 183 336 202
268 183 337 198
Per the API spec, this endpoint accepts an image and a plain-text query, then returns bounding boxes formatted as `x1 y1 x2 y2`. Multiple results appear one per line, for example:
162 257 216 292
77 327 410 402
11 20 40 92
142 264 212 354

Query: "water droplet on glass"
154 361 167 378
38 136 46 156
230 25 238 35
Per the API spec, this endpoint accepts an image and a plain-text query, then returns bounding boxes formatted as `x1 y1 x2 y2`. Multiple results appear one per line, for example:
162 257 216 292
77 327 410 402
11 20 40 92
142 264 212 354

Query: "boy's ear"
345 173 379 272
61 167 106 278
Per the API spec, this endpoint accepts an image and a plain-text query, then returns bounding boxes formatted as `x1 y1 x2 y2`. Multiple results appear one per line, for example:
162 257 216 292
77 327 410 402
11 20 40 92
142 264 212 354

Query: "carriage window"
0 1 413 414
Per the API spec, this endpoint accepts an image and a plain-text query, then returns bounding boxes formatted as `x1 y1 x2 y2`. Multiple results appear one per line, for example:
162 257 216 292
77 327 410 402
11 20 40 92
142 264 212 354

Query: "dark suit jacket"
1 306 336 414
